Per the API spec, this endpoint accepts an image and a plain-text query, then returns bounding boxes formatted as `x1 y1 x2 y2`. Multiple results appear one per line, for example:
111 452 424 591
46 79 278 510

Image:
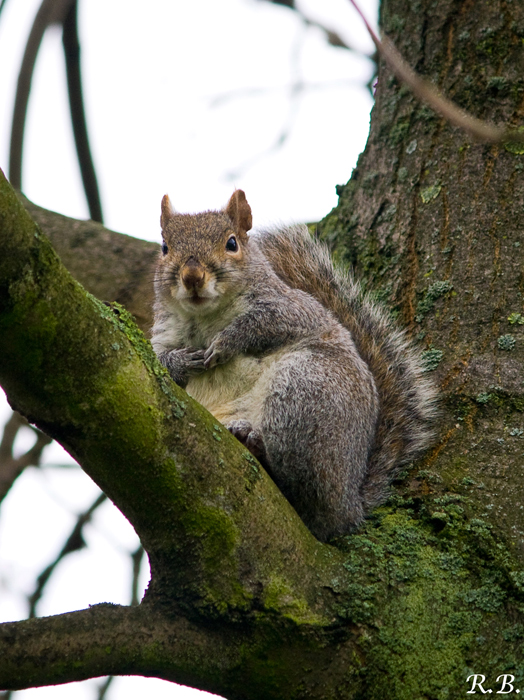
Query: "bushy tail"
254 225 437 510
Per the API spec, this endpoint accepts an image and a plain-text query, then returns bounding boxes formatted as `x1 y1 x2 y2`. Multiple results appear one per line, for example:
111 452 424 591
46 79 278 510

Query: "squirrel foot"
227 420 269 470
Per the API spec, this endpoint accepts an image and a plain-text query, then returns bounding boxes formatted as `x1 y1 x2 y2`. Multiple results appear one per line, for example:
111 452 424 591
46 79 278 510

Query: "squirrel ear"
225 190 252 239
161 194 176 229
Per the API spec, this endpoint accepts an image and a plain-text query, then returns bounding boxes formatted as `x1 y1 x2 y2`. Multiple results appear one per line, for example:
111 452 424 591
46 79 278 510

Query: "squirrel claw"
204 340 232 368
227 420 269 469
203 350 217 369
183 348 206 371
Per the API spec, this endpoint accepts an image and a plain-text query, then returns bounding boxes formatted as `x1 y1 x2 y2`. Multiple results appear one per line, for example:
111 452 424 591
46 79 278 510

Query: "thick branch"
0 195 155 501
0 603 238 693
0 166 341 621
20 195 158 333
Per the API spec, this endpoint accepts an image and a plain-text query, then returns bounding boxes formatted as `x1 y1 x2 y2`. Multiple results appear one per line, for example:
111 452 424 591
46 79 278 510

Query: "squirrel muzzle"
181 257 206 293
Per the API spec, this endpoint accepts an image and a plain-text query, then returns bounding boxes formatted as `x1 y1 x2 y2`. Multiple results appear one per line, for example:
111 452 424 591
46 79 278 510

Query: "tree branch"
0 411 52 502
62 0 104 222
9 0 75 189
1 193 156 501
20 195 158 333
28 493 107 618
0 603 243 693
347 0 524 144
0 163 342 646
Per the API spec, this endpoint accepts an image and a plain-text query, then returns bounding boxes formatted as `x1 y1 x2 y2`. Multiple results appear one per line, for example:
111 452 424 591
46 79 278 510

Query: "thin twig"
130 544 145 606
27 492 107 617
347 0 524 144
209 78 361 109
265 0 361 53
97 675 114 700
62 0 104 222
0 0 9 20
225 22 307 180
0 412 52 503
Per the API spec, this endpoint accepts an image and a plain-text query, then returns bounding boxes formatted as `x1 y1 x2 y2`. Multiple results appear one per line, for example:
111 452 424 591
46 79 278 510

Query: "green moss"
383 14 406 33
420 184 442 204
421 347 444 371
389 118 411 147
476 30 510 60
263 576 324 625
486 76 510 94
416 280 453 321
416 469 443 484
463 584 506 612
498 334 516 351
397 166 408 183
504 127 524 155
93 300 191 418
503 623 524 641
330 497 524 699
476 392 494 404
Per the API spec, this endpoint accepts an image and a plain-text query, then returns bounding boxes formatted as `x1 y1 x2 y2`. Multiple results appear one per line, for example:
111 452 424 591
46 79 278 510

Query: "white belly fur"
186 352 282 426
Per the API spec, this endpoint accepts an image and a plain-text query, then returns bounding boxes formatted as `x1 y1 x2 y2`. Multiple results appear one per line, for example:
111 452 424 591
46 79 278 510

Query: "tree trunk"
323 0 524 552
2 0 524 697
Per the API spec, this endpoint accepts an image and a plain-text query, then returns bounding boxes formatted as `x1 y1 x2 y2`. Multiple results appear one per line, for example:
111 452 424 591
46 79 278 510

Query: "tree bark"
322 0 524 555
2 0 524 696
21 196 158 333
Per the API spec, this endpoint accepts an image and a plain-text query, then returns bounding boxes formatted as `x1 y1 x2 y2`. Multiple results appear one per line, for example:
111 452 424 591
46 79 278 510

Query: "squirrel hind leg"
226 420 270 470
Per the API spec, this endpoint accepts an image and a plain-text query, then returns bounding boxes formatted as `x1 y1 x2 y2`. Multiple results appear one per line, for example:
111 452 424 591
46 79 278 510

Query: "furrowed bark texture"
321 0 524 555
316 0 524 693
21 196 158 333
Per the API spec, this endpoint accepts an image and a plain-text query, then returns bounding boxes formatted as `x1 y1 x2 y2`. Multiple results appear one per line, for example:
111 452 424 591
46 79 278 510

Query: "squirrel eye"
161 241 168 255
225 236 238 252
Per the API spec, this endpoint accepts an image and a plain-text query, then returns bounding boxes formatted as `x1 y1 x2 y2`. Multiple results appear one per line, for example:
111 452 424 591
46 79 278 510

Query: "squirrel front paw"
158 348 206 387
204 337 235 369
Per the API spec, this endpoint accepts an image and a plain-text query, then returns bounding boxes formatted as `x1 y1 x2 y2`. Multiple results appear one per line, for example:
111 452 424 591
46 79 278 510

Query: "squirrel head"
156 190 253 313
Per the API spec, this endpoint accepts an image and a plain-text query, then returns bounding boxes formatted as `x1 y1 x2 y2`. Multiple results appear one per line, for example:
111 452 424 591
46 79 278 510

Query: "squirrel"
151 189 436 542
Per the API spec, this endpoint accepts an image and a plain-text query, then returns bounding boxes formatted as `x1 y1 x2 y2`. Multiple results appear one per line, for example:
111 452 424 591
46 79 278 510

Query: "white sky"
0 0 377 698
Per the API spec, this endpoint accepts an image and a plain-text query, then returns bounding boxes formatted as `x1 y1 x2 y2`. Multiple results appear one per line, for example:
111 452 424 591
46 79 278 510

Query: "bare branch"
62 0 104 222
28 493 107 618
97 676 114 700
261 0 363 53
130 544 145 607
9 0 75 189
0 411 52 503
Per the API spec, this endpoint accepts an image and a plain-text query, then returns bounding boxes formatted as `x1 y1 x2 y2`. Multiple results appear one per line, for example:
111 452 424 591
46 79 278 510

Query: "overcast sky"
0 1 377 698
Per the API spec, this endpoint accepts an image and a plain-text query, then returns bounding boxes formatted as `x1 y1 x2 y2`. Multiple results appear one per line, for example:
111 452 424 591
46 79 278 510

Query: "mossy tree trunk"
1 0 524 698
322 0 524 555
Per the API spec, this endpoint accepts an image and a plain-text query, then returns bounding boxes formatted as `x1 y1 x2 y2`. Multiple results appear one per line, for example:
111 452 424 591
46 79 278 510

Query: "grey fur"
151 194 437 542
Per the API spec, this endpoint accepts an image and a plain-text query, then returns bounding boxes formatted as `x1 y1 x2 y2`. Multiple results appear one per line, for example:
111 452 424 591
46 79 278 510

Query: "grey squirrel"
151 189 436 542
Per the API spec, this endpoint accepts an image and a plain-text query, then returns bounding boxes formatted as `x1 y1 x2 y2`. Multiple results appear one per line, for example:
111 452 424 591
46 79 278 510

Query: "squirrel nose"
181 257 206 291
